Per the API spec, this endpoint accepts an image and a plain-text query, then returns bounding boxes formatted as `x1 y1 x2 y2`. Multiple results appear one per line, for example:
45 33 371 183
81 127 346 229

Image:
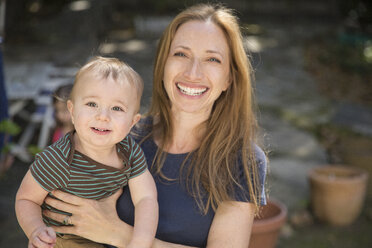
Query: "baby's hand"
28 226 56 248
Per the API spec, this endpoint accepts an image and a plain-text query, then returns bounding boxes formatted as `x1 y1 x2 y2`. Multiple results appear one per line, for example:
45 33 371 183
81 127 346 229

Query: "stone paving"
253 22 333 211
1 2 371 247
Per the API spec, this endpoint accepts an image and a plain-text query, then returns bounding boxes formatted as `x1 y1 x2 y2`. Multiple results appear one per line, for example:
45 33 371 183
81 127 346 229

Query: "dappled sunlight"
106 30 135 40
244 35 278 53
28 2 41 13
241 23 278 53
243 24 264 35
99 40 147 54
244 36 262 53
292 139 320 158
69 0 91 12
364 41 372 63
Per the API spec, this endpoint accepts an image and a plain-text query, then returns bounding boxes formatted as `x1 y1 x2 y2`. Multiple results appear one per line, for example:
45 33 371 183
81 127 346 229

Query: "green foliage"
0 119 21 136
316 34 372 75
304 33 372 106
28 145 42 156
1 144 11 154
0 119 20 175
0 119 20 159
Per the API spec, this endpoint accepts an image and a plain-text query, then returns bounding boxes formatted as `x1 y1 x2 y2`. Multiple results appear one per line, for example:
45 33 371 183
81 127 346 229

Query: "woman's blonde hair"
147 3 263 214
71 56 144 112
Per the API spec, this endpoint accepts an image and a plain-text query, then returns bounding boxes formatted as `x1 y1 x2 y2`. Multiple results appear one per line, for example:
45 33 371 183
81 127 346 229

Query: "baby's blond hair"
71 56 143 112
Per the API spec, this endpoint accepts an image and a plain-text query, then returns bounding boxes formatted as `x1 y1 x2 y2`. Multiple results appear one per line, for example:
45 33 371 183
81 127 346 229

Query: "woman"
43 3 267 248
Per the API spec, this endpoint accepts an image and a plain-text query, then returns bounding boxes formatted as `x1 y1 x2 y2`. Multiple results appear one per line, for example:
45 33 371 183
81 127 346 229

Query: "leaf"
28 145 42 156
0 119 21 135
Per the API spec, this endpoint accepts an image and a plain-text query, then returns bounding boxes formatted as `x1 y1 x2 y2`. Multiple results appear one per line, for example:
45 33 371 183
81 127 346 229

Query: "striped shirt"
30 131 147 226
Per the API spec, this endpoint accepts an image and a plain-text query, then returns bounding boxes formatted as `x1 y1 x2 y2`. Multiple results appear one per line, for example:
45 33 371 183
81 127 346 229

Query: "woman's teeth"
177 83 207 96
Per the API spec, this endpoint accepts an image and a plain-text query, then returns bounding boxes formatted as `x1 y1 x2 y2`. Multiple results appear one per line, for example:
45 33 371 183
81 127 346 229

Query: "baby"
16 56 158 248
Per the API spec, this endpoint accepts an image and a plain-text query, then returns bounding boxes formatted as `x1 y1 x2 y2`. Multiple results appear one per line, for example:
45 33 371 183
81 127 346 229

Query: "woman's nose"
184 58 203 80
96 108 110 121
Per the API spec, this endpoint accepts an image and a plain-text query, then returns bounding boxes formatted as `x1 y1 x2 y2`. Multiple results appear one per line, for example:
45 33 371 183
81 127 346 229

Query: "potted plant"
249 199 287 248
308 165 368 226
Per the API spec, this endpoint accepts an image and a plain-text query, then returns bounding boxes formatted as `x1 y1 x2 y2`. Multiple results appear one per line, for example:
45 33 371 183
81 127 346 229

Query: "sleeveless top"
113 117 267 247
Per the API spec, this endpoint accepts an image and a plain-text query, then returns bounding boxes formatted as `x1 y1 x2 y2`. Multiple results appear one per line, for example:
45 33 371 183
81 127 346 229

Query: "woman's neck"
163 110 208 154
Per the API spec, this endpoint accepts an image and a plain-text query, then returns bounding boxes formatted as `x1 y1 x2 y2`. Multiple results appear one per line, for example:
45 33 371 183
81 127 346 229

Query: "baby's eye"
174 52 187 57
112 106 124 112
208 57 221 63
86 102 97 107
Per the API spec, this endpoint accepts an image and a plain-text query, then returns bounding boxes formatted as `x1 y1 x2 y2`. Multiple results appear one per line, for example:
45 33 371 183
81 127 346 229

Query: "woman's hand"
42 190 202 248
42 189 132 246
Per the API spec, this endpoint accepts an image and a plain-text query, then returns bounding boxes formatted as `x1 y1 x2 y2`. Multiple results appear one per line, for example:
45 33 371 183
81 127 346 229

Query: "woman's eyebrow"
206 50 223 56
174 45 190 50
175 45 223 55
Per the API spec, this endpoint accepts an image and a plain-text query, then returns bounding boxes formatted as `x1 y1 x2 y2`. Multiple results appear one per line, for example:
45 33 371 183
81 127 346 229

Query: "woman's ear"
223 74 233 92
66 100 74 124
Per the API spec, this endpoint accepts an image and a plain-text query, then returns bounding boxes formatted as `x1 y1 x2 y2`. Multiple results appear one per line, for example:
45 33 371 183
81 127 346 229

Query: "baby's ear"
131 113 141 127
66 100 74 124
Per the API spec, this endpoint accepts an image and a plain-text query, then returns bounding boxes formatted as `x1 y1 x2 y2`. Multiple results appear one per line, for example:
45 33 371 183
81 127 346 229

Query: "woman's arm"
152 201 255 248
43 190 254 248
207 201 255 247
43 190 198 248
43 191 254 248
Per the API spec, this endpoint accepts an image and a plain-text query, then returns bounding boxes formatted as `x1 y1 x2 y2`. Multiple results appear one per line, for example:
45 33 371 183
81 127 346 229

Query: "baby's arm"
15 170 56 247
128 169 158 248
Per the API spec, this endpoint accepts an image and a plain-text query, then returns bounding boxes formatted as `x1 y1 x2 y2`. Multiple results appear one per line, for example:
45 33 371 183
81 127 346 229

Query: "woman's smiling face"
163 20 231 116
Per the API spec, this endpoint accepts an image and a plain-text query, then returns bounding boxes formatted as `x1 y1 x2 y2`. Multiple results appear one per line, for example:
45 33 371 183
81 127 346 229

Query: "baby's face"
67 74 140 149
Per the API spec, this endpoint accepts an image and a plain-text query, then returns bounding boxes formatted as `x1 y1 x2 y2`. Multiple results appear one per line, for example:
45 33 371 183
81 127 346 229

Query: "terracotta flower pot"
249 199 287 248
309 165 368 226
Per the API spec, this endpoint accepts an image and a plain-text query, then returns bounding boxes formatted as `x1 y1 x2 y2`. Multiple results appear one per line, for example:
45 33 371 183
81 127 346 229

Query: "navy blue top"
110 117 267 247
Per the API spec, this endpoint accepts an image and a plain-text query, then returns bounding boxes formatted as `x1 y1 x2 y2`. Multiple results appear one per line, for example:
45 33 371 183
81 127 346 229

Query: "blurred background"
0 0 371 247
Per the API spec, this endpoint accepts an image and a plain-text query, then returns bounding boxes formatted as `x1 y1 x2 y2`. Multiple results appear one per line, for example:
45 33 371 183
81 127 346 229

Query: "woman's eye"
86 102 97 107
112 106 124 112
208 57 221 63
174 52 186 57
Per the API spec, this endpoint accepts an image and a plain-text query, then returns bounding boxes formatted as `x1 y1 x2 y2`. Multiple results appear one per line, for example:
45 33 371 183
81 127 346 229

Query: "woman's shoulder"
252 144 267 183
253 144 267 168
235 144 267 204
236 144 267 167
236 144 267 183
